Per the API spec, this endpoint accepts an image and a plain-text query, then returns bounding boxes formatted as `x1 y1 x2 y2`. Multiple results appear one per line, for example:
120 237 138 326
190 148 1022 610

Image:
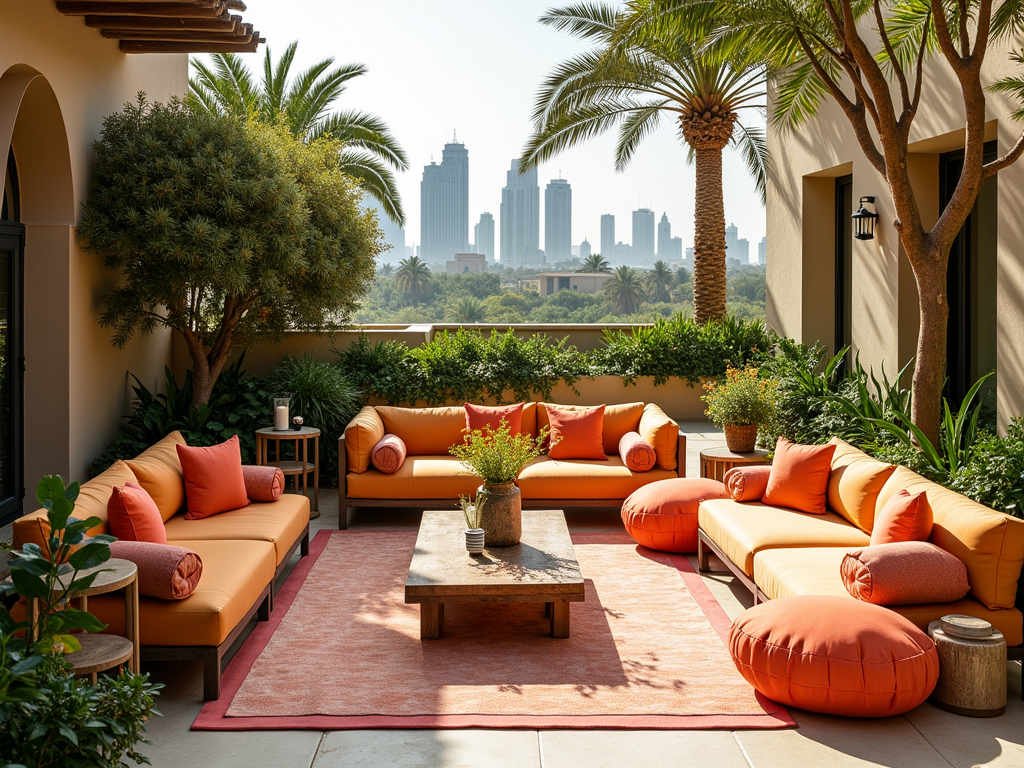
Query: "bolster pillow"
618 431 656 472
109 540 203 600
241 464 285 502
371 433 408 474
723 465 772 502
841 541 970 606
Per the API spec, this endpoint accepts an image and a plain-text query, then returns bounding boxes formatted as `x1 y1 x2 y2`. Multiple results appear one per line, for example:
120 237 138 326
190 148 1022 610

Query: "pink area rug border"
192 530 793 731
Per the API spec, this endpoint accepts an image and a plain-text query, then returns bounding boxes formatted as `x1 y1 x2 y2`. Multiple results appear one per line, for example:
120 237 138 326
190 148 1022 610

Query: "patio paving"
3 422 1022 766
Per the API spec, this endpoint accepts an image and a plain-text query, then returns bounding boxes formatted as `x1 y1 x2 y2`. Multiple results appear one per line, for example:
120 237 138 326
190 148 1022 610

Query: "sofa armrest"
677 429 687 478
343 405 386 474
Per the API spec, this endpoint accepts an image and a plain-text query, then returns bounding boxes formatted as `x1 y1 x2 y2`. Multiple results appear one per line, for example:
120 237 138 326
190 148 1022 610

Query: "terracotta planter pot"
724 424 758 453
477 482 522 547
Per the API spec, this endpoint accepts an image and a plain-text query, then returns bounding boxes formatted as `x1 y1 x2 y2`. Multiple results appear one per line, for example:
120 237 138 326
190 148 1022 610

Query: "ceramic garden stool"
729 595 940 717
620 478 729 553
927 615 1007 717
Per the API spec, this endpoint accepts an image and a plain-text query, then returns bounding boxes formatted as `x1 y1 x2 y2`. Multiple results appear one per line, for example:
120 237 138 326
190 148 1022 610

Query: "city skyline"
229 0 767 263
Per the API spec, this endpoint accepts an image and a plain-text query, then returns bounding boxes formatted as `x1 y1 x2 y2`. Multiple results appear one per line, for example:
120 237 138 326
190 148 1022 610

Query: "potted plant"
458 494 487 554
702 367 777 453
449 421 548 546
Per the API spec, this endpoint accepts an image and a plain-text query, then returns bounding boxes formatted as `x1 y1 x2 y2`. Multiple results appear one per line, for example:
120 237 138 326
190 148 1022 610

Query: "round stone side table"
927 614 1007 717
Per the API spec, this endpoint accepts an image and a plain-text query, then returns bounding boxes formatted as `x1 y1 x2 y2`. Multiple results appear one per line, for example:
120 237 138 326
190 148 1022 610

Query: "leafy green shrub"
950 418 1024 518
593 315 772 384
268 353 360 435
335 335 423 405
701 367 777 427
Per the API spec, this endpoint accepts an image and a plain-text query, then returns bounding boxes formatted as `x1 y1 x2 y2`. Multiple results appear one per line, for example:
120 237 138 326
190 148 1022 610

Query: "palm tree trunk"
692 145 728 322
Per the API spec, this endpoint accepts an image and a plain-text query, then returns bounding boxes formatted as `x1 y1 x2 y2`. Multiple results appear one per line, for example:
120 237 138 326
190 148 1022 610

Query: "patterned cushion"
109 540 203 600
841 542 969 605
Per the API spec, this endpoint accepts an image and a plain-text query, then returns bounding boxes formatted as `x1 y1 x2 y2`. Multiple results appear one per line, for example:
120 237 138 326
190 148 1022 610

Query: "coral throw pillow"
870 489 933 545
465 403 524 435
371 434 408 474
723 465 772 502
241 465 285 502
546 404 607 460
176 436 249 520
618 431 656 472
107 482 167 545
841 542 970 605
762 438 836 514
109 540 203 600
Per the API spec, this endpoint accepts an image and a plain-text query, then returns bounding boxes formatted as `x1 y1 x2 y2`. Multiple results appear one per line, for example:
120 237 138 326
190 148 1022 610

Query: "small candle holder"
292 415 304 431
273 396 291 431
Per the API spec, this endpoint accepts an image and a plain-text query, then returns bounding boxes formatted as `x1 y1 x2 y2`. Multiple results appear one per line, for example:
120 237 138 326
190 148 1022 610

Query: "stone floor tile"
736 711 952 768
539 730 750 768
313 730 541 768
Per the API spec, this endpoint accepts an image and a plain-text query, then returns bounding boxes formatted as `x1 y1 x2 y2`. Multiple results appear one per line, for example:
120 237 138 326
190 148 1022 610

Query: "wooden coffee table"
405 509 585 640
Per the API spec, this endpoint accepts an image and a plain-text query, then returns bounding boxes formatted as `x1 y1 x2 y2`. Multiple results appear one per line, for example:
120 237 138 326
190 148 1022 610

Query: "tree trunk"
908 251 950 448
181 327 234 408
680 111 736 324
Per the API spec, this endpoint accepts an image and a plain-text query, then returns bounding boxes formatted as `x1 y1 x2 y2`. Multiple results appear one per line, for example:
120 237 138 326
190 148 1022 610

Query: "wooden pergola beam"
118 36 261 54
102 24 252 43
56 1 228 18
84 12 240 31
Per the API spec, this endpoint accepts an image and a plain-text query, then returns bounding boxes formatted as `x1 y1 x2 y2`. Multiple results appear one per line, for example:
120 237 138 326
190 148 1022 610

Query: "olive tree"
79 97 383 405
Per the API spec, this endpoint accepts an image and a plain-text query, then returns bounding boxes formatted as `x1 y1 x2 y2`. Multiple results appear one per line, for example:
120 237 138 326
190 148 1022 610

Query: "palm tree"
604 265 645 315
395 256 431 307
377 263 394 278
644 260 674 302
579 253 613 273
451 296 487 323
521 1 766 322
188 42 409 224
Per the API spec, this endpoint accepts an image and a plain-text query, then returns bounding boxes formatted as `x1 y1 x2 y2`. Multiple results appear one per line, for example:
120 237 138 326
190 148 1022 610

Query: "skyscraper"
600 214 615 261
420 140 469 262
758 236 767 265
632 208 655 265
725 222 739 259
579 239 592 260
737 238 750 263
500 158 540 268
544 178 572 261
474 212 495 263
657 212 671 260
668 236 683 261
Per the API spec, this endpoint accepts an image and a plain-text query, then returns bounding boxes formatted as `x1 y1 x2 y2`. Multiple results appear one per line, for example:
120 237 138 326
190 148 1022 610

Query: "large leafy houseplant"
702 366 777 452
0 476 161 767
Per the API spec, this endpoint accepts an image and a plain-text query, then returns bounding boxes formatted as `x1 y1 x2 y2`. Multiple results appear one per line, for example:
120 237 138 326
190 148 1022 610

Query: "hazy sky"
230 0 767 258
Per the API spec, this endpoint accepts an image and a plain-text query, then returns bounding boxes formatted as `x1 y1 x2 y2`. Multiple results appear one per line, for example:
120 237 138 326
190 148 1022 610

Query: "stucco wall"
766 27 1024 430
1 2 185 487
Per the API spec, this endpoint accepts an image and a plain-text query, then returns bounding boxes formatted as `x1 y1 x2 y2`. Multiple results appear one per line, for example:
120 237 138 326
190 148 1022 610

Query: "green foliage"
950 418 1024 517
395 256 432 306
335 336 423 406
604 265 646 315
593 315 772 384
268 354 360 436
701 366 777 427
459 494 487 530
450 421 549 485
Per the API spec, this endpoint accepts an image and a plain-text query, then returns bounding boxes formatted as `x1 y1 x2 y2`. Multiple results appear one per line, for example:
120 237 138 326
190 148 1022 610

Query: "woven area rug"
193 530 792 730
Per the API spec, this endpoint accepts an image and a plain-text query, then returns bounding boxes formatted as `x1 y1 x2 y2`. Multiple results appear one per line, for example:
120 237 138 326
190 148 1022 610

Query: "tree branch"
983 130 1024 179
958 0 970 58
973 0 994 64
932 0 966 69
874 0 910 114
909 11 931 118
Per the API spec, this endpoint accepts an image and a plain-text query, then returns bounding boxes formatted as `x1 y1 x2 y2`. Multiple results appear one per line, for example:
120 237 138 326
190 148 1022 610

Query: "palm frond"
314 110 410 170
539 2 623 41
731 121 768 205
340 149 405 226
614 101 666 170
263 41 298 116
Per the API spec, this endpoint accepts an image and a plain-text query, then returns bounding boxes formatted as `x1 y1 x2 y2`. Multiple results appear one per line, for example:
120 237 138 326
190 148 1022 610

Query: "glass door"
834 175 854 367
0 222 23 525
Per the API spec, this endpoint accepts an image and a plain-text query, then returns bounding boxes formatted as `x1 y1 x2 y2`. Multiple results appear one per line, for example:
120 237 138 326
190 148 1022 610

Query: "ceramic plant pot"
724 423 758 453
477 482 522 547
464 528 485 554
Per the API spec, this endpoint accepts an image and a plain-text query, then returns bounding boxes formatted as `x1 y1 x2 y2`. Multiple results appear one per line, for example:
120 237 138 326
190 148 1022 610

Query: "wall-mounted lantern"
852 196 878 241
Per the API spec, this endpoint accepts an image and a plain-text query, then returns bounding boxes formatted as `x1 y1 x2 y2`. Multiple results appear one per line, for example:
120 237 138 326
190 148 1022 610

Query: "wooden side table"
699 446 771 481
256 426 320 519
27 558 139 683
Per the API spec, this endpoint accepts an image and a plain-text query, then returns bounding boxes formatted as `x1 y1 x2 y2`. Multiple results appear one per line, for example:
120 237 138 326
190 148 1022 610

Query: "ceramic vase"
477 482 522 546
464 528 485 554
724 423 758 453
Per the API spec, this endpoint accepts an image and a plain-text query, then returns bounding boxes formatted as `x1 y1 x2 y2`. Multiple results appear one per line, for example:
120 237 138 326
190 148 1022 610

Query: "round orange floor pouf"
729 595 940 717
620 478 729 553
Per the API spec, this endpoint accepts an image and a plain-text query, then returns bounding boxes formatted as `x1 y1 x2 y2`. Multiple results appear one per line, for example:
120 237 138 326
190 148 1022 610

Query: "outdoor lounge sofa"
12 432 310 701
696 437 1024 655
339 402 684 527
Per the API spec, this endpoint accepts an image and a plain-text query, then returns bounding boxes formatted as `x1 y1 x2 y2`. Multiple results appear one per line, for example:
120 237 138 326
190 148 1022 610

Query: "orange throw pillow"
841 542 969 605
107 482 167 544
546 404 607 460
618 431 656 472
370 434 407 474
762 438 836 514
870 489 933 545
176 436 249 520
465 403 524 435
723 465 772 502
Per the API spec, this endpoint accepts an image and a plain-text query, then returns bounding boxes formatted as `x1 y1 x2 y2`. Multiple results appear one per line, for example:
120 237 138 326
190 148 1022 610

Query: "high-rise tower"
544 178 572 262
420 140 469 262
657 212 671 260
474 212 495 263
600 214 615 261
500 158 540 268
632 208 656 265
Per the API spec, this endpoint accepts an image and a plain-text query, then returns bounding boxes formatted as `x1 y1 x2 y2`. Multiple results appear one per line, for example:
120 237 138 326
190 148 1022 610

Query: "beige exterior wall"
767 30 1024 430
1 3 185 490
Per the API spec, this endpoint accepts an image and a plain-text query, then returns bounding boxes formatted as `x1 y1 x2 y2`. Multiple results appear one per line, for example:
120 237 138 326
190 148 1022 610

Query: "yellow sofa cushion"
376 406 466 455
348 456 482 500
697 498 869 576
344 406 386 474
638 403 678 472
89 538 276 647
826 438 895 533
878 466 1024 611
125 431 186 522
517 455 677 500
163 494 309 566
753 546 1023 646
12 460 139 549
